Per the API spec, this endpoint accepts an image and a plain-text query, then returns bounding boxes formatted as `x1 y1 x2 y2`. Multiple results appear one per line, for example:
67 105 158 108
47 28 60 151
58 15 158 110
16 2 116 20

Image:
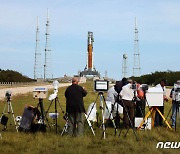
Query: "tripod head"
98 91 104 95
5 91 12 102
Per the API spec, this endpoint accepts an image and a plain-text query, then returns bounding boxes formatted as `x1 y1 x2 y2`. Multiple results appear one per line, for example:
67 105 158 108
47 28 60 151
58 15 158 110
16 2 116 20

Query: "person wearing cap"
170 80 180 128
155 79 168 126
65 77 87 136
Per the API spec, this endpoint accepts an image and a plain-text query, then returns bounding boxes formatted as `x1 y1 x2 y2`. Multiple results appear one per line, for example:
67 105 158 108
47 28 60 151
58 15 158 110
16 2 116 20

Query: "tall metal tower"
133 17 141 77
44 9 52 80
34 17 41 79
122 54 128 78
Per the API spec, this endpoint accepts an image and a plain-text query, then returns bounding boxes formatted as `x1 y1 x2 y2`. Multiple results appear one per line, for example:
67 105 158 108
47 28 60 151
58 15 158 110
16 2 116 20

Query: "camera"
174 84 180 93
5 91 12 100
140 84 149 91
174 84 180 102
33 87 48 99
131 83 137 90
94 80 109 92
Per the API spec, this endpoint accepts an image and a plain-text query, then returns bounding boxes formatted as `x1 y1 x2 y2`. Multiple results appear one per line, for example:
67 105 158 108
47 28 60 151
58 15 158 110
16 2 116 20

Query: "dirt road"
0 83 71 100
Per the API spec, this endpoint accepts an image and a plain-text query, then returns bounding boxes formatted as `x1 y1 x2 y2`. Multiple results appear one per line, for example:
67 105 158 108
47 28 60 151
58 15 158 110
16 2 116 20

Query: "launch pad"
80 68 100 77
79 31 100 78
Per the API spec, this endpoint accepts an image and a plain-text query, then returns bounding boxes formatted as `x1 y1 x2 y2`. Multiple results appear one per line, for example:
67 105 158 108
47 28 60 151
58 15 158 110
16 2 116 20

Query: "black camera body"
140 84 149 91
5 91 12 101
131 83 137 91
174 84 180 93
175 87 180 93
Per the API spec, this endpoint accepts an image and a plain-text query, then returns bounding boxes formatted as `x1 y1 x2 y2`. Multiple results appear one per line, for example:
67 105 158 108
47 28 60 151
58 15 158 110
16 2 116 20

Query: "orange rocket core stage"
88 44 93 69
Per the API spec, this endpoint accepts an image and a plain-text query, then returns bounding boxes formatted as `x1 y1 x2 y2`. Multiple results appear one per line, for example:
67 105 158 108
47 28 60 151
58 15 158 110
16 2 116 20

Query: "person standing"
170 80 180 128
120 79 135 128
65 77 87 137
155 79 168 126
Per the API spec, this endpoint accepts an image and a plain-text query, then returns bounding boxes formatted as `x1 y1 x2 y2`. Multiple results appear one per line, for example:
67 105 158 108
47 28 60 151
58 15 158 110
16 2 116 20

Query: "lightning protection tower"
44 8 52 80
133 17 141 77
34 16 42 79
122 54 128 78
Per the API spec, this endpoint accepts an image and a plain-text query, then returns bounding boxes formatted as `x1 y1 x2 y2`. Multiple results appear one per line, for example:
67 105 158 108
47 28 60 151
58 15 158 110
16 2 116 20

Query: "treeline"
131 71 180 86
0 69 35 82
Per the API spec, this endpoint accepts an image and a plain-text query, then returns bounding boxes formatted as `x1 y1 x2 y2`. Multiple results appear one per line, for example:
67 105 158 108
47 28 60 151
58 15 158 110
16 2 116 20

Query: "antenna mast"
34 16 41 79
133 17 141 77
44 8 52 80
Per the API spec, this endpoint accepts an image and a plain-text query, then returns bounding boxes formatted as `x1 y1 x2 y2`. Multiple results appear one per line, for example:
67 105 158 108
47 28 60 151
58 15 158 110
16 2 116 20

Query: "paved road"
0 83 71 100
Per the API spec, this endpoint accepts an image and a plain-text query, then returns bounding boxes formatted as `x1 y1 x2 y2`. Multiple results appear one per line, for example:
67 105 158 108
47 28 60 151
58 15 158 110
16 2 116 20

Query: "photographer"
65 77 87 137
106 80 124 104
135 83 145 118
155 79 168 126
120 79 135 128
170 80 180 128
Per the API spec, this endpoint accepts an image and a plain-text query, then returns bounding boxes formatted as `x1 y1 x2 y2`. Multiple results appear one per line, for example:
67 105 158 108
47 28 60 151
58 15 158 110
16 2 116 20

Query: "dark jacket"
65 84 87 113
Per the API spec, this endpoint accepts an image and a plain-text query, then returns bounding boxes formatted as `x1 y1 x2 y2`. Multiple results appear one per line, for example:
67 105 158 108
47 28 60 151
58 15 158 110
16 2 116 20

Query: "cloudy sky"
0 0 179 80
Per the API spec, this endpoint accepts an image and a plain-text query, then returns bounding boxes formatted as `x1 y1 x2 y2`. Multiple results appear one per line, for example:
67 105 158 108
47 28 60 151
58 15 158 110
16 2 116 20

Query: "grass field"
0 81 179 154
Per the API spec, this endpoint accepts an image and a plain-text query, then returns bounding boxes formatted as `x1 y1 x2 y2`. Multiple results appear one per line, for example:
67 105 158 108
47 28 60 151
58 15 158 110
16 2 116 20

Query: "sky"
0 0 180 80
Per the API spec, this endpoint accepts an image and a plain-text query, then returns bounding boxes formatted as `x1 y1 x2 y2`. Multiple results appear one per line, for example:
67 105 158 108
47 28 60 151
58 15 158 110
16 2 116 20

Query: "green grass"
0 81 180 154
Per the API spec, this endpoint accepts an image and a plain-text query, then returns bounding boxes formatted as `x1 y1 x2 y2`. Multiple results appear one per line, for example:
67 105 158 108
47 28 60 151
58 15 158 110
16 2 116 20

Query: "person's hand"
164 96 168 102
83 87 87 91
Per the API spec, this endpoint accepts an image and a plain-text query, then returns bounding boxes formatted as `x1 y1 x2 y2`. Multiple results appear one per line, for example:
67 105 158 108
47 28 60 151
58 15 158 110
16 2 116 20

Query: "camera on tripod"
5 91 12 101
48 80 59 101
140 84 149 92
131 82 137 91
33 87 48 99
94 80 109 92
174 83 180 104
174 84 180 93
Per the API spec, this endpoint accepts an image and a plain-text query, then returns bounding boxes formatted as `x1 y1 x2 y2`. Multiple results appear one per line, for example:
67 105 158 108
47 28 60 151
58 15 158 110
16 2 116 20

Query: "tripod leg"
57 98 65 114
156 107 172 130
175 103 177 131
103 96 118 136
55 97 58 134
122 100 138 140
84 113 95 136
99 94 106 139
86 94 99 120
46 100 54 115
61 122 69 136
9 102 18 132
1 103 7 118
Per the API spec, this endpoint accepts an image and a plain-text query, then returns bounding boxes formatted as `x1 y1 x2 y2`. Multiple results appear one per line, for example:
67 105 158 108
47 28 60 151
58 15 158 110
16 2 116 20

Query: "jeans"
172 100 177 127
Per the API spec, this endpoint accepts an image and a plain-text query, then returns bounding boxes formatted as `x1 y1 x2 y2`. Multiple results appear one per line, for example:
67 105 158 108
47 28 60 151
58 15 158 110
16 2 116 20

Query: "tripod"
46 96 64 134
36 98 50 131
87 92 117 139
61 113 95 136
118 99 138 140
137 91 172 130
0 97 18 132
61 112 95 136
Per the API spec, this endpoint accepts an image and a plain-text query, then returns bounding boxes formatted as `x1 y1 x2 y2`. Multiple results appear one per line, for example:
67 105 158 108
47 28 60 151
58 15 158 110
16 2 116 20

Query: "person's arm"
169 88 174 98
